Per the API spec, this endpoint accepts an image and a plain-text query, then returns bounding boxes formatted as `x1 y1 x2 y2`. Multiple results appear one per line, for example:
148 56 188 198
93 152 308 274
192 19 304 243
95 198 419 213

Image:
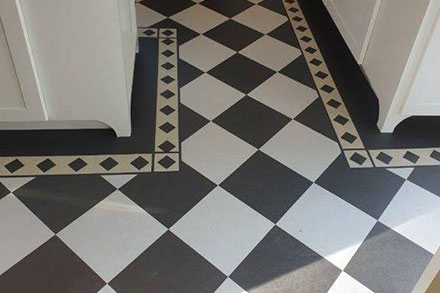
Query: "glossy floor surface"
0 0 439 292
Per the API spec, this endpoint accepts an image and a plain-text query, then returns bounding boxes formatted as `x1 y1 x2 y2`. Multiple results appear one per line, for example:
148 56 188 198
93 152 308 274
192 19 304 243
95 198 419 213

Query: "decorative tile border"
0 28 180 176
369 148 440 168
137 28 158 38
0 154 152 176
343 150 374 168
283 0 364 151
155 29 179 156
283 0 440 169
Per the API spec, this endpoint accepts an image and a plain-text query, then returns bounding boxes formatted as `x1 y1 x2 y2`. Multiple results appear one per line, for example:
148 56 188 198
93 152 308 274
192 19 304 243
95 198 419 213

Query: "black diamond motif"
162 29 174 36
37 159 56 173
310 58 322 66
341 132 357 144
131 156 149 170
159 122 175 133
161 76 175 84
430 150 440 162
321 84 335 93
143 29 156 36
305 47 317 54
333 115 349 125
162 50 174 57
158 156 176 169
327 99 341 109
285 0 295 4
162 62 175 70
100 157 118 171
292 16 302 22
403 151 419 164
315 71 328 79
300 36 312 42
160 105 175 116
69 158 87 172
162 38 174 46
161 89 175 99
376 152 393 165
296 25 307 32
288 7 298 12
5 159 24 174
159 141 176 152
350 153 367 166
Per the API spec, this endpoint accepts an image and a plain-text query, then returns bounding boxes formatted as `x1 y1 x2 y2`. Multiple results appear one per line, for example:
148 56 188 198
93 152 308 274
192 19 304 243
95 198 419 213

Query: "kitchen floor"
0 0 439 292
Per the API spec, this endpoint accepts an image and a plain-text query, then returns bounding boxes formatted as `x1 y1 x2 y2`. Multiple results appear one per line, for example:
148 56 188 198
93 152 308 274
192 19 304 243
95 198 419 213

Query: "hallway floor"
0 0 439 292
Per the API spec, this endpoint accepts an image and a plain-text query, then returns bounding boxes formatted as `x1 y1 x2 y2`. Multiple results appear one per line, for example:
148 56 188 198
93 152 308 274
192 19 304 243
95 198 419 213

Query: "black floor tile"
231 226 340 293
208 54 275 94
139 0 195 17
409 166 440 197
0 237 105 293
119 163 216 227
268 22 300 48
179 59 204 88
294 98 337 141
280 55 316 89
180 104 210 142
110 232 226 293
13 176 115 233
204 20 264 52
345 222 432 293
221 151 312 222
0 183 9 200
201 0 254 18
316 155 405 219
213 97 290 148
259 0 287 16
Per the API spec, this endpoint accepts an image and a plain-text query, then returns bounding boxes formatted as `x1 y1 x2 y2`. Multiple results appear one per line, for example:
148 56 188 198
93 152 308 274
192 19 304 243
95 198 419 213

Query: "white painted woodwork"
402 12 440 115
0 0 137 137
324 0 440 133
0 0 47 121
323 0 381 63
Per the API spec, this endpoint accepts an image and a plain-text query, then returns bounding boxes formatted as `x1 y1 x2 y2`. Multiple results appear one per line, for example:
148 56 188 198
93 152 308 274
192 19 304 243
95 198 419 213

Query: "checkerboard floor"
0 0 439 292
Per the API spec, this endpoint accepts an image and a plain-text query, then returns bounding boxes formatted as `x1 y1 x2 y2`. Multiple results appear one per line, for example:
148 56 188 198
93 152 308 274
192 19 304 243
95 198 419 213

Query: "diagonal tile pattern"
0 1 439 292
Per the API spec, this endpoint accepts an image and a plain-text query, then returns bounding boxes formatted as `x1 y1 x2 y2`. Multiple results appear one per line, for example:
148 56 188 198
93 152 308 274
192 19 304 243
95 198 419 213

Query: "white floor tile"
171 187 273 275
261 120 340 181
180 35 235 72
215 278 247 293
102 174 136 189
97 285 117 293
0 177 33 192
240 35 301 71
327 272 373 293
233 5 287 34
182 122 256 184
249 73 318 118
387 168 414 179
181 74 244 120
379 181 440 254
277 184 376 269
0 194 53 274
171 4 227 33
58 190 167 282
135 3 166 27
